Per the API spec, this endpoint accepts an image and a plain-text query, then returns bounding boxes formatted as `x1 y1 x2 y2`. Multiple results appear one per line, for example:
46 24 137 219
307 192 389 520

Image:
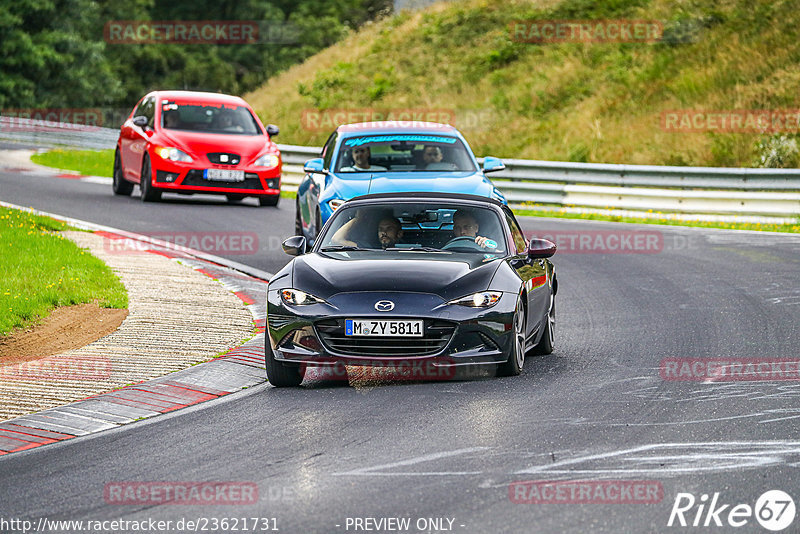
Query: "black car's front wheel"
265 344 305 387
497 297 525 377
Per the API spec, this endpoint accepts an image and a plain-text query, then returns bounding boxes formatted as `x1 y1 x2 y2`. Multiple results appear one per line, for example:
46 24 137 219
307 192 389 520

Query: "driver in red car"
452 210 497 250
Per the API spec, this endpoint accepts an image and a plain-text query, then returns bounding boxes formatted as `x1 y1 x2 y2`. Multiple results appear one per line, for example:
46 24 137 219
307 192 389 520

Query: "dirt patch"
0 303 128 364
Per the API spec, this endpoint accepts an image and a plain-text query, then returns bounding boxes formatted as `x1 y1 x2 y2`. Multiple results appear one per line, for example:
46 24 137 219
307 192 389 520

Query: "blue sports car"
295 121 507 241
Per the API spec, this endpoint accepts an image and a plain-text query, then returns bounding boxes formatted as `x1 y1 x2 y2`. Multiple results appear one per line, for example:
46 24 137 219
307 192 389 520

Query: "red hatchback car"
113 90 281 206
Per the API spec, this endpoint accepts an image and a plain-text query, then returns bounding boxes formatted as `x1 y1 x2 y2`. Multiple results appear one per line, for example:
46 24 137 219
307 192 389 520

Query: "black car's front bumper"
266 290 517 370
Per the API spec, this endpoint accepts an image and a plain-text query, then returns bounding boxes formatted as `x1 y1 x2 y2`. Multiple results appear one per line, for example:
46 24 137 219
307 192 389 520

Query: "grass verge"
0 207 128 336
31 149 114 178
515 205 800 233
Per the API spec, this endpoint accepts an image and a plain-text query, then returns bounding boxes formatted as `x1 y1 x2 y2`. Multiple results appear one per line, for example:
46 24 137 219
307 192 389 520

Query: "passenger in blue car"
339 146 388 172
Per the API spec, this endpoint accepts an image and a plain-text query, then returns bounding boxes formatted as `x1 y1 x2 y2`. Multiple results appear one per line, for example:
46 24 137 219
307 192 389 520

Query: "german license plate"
204 168 245 182
345 319 423 337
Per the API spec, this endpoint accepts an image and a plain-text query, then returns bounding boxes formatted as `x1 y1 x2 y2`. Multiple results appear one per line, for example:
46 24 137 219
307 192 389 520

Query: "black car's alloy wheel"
139 155 161 202
112 150 133 196
497 298 525 376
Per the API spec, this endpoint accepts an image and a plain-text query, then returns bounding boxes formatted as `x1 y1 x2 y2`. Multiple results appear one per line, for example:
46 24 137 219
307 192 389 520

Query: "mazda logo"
375 300 394 312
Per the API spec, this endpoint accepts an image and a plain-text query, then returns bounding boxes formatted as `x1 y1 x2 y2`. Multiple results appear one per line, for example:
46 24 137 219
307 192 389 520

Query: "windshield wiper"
384 246 448 252
320 245 371 252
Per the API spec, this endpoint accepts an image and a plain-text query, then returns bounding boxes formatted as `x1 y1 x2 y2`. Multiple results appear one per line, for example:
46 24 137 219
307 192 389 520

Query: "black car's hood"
293 252 503 302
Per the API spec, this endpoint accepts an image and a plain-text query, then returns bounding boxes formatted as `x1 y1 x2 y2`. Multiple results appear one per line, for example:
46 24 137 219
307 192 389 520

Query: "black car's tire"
531 295 555 355
265 344 304 387
497 298 525 377
112 150 133 196
259 195 280 207
139 155 161 202
226 194 246 202
295 200 303 236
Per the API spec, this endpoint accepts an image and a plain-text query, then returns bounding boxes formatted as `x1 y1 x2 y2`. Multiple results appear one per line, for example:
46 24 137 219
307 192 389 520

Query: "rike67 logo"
668 490 795 531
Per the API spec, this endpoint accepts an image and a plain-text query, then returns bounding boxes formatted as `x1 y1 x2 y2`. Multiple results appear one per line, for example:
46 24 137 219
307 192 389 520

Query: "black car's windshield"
334 135 477 173
317 202 507 255
160 101 262 135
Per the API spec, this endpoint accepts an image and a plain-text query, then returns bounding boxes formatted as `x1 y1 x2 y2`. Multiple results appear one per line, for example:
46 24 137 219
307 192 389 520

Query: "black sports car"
265 192 557 387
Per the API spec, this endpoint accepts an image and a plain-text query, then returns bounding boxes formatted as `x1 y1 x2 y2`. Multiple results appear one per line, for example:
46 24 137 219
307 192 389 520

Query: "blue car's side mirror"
303 158 326 175
483 156 505 173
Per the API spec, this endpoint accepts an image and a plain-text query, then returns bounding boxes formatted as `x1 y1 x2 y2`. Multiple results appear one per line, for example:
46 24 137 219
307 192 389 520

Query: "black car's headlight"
448 291 502 308
281 289 327 305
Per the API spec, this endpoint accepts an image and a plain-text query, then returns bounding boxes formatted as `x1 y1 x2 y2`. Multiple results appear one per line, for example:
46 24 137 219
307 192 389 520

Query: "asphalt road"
2 165 800 533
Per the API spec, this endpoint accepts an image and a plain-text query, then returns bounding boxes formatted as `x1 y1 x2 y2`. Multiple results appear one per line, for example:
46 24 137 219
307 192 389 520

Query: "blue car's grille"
314 319 455 357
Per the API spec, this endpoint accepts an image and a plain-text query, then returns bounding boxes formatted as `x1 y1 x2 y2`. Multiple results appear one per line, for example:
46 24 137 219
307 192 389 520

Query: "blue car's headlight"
448 291 502 308
281 289 327 306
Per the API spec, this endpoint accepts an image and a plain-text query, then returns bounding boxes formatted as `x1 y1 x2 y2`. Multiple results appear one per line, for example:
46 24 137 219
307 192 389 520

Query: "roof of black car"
347 192 505 207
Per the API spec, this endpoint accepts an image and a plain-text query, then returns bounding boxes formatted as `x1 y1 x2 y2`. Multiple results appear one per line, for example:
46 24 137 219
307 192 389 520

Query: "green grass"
31 149 114 178
0 207 128 337
247 0 800 168
515 204 800 233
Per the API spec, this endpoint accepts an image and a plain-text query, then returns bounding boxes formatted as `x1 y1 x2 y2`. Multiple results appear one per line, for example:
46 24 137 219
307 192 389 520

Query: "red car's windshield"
161 101 262 135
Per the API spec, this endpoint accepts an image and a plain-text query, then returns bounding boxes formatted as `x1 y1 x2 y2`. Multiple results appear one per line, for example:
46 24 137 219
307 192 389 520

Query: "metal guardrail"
1 118 798 218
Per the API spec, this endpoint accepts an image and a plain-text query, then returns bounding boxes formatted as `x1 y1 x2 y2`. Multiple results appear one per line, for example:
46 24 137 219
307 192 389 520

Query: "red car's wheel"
259 195 280 207
140 154 161 203
112 149 133 196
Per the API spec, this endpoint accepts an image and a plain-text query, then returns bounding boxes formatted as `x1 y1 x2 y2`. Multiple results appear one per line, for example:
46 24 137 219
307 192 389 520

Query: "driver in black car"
451 210 497 250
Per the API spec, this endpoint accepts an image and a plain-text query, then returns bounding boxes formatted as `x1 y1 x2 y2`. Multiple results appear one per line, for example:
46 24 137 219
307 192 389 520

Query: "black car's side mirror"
282 236 307 256
266 124 279 137
132 116 149 128
527 238 556 259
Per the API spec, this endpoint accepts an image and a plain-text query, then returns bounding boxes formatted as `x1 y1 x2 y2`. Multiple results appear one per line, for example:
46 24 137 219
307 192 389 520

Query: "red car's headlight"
254 154 280 169
156 146 192 163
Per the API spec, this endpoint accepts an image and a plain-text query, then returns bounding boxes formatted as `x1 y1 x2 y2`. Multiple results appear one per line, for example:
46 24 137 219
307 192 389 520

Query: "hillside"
246 0 800 167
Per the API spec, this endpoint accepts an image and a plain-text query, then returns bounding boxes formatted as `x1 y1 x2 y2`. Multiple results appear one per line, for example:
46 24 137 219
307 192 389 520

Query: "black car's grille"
182 170 262 189
207 152 241 165
315 319 455 357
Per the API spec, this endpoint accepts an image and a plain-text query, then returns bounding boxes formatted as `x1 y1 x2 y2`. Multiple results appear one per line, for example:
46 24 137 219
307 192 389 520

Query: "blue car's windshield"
317 202 507 254
335 135 477 173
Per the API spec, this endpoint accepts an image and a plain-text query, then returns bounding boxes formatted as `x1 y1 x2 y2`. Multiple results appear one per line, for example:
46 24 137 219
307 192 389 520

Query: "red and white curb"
0 203 270 456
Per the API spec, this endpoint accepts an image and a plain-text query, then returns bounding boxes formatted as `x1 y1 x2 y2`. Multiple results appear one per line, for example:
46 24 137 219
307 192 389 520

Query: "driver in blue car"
452 210 497 250
340 146 388 172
